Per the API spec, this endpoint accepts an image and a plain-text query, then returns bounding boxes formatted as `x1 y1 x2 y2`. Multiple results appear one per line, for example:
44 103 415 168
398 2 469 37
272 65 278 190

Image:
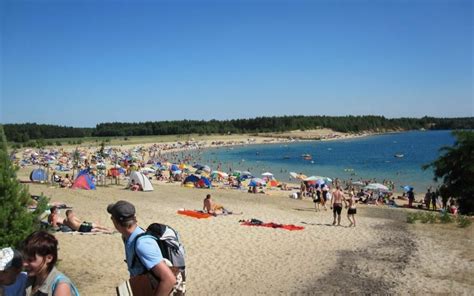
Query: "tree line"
3 115 474 142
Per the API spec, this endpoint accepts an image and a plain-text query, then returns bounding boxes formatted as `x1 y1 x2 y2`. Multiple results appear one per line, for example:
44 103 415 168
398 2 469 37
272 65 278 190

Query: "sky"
1 0 472 127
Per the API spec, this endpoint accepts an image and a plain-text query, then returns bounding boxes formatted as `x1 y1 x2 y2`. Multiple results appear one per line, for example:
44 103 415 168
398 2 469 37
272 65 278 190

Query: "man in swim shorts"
331 186 345 226
63 210 113 233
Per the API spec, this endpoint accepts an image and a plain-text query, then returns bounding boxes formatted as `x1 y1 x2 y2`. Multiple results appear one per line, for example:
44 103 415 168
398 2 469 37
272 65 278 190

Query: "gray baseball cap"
107 200 136 221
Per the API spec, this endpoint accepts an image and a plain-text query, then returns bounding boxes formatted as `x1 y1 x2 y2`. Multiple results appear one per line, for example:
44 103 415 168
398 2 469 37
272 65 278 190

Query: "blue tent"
30 168 48 182
183 174 200 184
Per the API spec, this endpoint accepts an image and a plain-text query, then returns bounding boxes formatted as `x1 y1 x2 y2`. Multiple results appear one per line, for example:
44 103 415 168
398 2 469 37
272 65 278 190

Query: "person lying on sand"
63 209 113 233
203 194 240 216
47 206 64 229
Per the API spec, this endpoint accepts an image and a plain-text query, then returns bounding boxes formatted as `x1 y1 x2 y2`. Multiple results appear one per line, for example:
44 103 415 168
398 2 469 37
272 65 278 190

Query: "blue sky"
1 0 472 127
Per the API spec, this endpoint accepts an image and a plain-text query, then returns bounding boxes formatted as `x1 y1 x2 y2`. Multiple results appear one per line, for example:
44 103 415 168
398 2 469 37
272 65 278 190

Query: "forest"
3 115 474 143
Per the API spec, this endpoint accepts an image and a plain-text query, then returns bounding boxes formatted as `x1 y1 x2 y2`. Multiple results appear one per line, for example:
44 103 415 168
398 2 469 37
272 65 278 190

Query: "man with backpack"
107 200 177 296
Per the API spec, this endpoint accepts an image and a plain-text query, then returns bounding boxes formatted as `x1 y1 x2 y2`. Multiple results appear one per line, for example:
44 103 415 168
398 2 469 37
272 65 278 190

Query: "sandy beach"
19 168 473 295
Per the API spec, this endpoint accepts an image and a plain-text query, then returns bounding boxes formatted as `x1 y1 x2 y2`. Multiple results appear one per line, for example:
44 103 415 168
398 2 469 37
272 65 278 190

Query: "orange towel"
177 210 212 219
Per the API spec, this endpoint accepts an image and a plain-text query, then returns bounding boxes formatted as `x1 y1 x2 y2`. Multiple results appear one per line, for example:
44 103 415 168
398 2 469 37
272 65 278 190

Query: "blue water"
196 130 455 191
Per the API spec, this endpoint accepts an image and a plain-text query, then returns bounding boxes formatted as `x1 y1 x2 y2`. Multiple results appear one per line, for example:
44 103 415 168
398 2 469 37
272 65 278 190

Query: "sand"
21 174 473 295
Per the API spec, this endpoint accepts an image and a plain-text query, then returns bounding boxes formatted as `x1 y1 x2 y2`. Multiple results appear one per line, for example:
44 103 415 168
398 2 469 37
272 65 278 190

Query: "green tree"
423 131 474 215
0 125 49 248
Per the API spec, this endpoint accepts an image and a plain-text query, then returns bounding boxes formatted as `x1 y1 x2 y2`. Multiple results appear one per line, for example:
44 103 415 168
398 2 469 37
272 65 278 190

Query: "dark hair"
22 231 58 272
50 206 57 213
206 194 211 199
11 249 24 269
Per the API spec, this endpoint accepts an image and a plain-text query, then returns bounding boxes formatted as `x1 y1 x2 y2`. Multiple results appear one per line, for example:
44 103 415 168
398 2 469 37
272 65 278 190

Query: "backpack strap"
131 232 149 270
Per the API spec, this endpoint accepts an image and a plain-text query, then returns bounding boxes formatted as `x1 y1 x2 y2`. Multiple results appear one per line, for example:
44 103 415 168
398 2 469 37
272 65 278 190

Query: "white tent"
129 171 154 191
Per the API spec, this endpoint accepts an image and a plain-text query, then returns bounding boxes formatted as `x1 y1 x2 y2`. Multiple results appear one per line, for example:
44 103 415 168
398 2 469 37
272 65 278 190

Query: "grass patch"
406 212 418 224
406 210 472 228
456 215 472 228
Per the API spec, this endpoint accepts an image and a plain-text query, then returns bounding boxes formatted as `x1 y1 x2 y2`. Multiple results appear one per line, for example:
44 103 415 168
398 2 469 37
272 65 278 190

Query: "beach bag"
132 223 186 295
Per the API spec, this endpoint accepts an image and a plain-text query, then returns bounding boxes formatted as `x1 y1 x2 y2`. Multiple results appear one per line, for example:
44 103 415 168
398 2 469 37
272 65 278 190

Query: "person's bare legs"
92 223 114 233
348 214 353 227
337 213 341 226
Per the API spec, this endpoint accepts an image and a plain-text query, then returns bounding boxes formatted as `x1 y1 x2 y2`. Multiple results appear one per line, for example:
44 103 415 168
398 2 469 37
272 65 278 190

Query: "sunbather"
63 209 113 233
47 206 64 229
203 194 233 216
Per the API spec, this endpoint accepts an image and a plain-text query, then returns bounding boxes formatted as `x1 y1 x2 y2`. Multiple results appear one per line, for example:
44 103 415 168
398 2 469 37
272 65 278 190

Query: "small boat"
394 153 404 158
283 156 290 159
301 154 312 160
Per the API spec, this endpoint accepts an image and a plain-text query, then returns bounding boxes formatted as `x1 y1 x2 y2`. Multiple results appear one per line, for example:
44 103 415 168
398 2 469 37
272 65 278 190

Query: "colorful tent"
71 171 96 190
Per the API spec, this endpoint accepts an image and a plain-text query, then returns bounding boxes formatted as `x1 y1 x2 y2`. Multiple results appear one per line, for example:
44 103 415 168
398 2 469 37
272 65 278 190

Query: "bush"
124 137 129 141
55 141 62 146
406 212 418 223
439 211 453 224
456 215 472 228
420 212 438 224
0 126 49 248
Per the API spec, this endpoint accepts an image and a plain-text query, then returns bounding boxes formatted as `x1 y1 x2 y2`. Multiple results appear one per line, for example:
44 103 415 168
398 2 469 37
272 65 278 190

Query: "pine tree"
0 125 48 248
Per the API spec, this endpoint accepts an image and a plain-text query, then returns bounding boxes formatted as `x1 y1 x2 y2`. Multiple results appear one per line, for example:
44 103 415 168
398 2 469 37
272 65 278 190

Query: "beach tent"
71 171 96 190
183 175 211 188
30 168 48 182
183 174 200 184
196 176 211 188
128 171 154 191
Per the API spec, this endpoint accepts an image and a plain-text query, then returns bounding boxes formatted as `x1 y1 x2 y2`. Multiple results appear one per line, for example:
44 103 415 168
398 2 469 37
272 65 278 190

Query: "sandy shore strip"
22 174 473 295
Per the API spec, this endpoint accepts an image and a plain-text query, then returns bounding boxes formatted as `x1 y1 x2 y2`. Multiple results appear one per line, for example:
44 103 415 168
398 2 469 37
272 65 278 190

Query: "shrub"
439 211 453 224
419 212 438 224
456 215 472 228
55 141 62 146
406 212 418 223
0 126 49 248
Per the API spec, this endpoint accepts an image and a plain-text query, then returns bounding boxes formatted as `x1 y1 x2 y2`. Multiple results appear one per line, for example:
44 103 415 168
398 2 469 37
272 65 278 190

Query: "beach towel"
240 220 304 231
177 210 212 219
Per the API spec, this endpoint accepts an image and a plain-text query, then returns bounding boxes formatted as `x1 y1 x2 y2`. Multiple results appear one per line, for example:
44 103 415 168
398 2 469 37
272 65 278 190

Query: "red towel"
241 221 304 231
177 210 212 219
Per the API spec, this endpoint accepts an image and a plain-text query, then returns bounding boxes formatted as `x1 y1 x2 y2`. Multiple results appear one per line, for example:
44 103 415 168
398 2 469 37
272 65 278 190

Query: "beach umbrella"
241 171 252 176
262 172 273 177
401 185 413 192
351 181 365 186
192 163 205 170
249 178 266 187
140 167 156 174
232 171 241 177
171 170 182 175
170 164 180 171
364 183 389 192
202 165 211 173
289 172 298 179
